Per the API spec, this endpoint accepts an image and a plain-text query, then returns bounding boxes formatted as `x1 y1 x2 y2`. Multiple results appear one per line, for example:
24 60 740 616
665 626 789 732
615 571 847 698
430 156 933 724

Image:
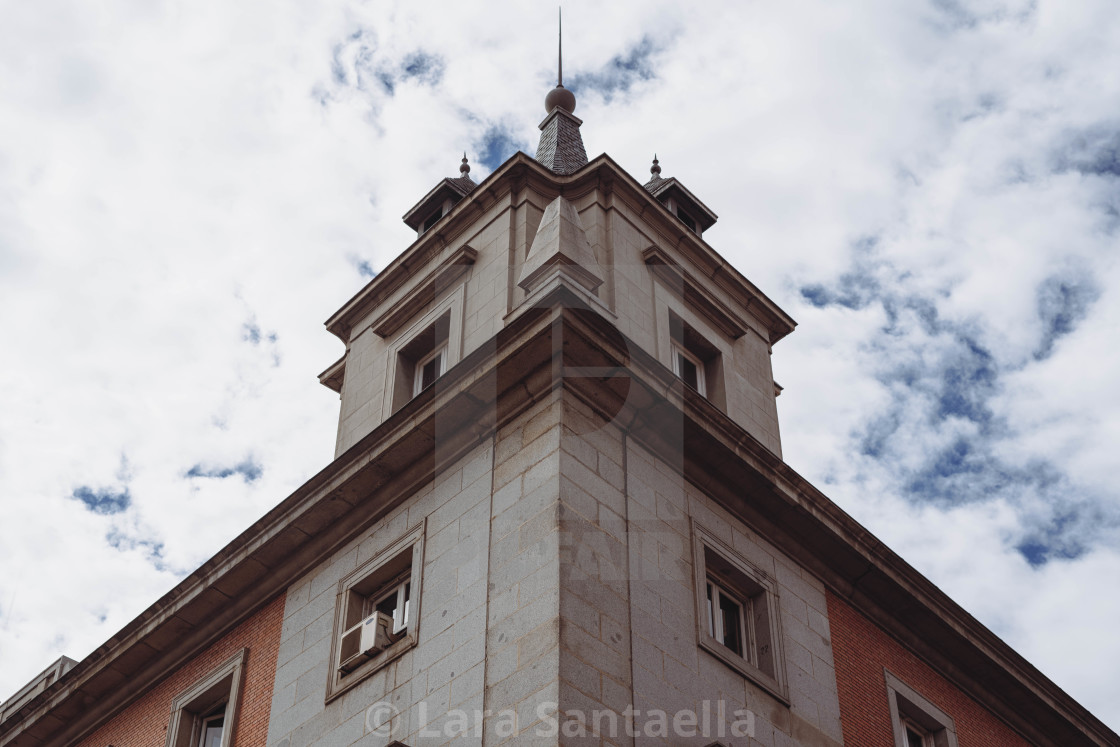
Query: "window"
669 313 723 406
412 343 447 397
198 710 225 747
902 717 934 747
676 207 698 233
338 572 411 673
392 312 451 410
421 206 443 233
165 649 245 747
692 523 786 702
706 576 744 656
885 670 959 747
327 523 425 701
672 343 706 396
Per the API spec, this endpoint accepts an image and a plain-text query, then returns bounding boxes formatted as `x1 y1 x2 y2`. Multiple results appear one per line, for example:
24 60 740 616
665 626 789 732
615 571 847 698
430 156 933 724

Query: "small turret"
534 9 588 175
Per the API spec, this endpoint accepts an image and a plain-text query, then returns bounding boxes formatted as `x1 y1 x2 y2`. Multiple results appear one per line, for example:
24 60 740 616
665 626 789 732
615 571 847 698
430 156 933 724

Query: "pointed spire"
536 7 587 175
460 152 470 176
558 7 563 87
544 7 576 114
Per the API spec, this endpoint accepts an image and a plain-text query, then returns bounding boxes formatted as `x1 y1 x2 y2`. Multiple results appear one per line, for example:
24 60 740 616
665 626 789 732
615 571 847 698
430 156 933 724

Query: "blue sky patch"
400 52 445 86
1034 273 1098 360
355 258 377 279
1054 127 1120 179
186 458 263 483
933 335 997 423
329 28 377 91
106 528 169 571
242 321 261 344
800 271 881 310
327 29 444 99
566 36 660 102
72 485 131 515
241 320 277 347
1016 510 1089 567
475 125 524 171
802 252 1103 515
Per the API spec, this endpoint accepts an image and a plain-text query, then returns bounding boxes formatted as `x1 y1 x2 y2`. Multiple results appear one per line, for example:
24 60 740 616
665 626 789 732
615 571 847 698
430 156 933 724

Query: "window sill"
699 636 789 706
326 632 416 704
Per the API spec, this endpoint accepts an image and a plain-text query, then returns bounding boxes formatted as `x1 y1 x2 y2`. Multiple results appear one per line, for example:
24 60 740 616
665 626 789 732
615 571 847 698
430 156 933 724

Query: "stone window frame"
691 520 788 704
164 648 246 747
412 341 449 398
652 284 731 412
326 521 426 703
381 285 464 419
885 669 959 747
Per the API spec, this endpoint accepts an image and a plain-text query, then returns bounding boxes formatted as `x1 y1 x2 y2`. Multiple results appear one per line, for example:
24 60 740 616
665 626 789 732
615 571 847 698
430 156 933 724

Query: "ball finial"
650 154 661 177
545 85 577 114
460 152 470 176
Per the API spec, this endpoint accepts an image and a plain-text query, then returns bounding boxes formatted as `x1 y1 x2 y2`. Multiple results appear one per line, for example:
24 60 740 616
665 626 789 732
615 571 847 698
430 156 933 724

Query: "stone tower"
4 48 1115 747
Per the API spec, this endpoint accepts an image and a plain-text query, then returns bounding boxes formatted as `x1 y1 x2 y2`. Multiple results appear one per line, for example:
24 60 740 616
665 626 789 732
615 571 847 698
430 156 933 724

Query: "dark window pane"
420 355 441 391
906 726 925 747
423 208 443 232
375 593 396 617
706 582 715 637
718 591 743 657
677 353 699 391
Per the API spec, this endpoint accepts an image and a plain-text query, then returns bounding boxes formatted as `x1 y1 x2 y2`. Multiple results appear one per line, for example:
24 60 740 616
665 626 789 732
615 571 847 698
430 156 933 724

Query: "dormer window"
421 206 444 233
402 156 478 235
675 207 698 233
644 167 717 236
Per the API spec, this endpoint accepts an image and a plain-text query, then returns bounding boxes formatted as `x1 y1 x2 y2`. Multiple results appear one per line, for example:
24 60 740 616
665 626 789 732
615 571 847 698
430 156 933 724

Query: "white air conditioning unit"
338 612 394 673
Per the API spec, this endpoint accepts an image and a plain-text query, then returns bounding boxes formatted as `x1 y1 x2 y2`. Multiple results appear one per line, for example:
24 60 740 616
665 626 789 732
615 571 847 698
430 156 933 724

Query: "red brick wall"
77 594 284 747
826 590 1030 747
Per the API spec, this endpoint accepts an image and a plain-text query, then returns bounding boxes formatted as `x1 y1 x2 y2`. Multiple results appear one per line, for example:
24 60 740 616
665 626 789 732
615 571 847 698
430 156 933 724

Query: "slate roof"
401 174 477 231
535 108 588 175
642 174 718 232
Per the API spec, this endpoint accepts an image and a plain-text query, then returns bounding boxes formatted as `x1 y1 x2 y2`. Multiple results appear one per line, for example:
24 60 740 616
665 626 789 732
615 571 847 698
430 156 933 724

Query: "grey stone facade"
273 141 839 745
266 388 844 746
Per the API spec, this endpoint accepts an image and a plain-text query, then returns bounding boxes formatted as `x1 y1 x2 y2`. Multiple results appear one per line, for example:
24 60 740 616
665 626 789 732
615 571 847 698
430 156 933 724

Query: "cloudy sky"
1 0 1118 731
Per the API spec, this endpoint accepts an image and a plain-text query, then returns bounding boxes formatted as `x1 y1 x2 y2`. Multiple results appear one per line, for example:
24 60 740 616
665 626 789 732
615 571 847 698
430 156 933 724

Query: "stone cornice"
369 244 478 338
641 244 753 339
322 151 796 346
317 354 346 393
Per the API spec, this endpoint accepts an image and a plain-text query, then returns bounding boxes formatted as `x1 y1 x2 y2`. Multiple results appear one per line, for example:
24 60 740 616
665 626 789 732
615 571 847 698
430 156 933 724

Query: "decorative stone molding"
370 245 477 338
518 196 603 295
643 245 752 340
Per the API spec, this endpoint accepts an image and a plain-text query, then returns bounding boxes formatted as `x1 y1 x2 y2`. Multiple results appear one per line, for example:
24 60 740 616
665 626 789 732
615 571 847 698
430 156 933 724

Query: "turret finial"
558 7 563 87
544 7 576 114
650 154 661 177
460 152 470 176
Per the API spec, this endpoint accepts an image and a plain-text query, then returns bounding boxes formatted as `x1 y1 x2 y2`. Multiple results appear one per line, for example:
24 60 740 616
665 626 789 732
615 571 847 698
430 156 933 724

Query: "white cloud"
0 0 1117 734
